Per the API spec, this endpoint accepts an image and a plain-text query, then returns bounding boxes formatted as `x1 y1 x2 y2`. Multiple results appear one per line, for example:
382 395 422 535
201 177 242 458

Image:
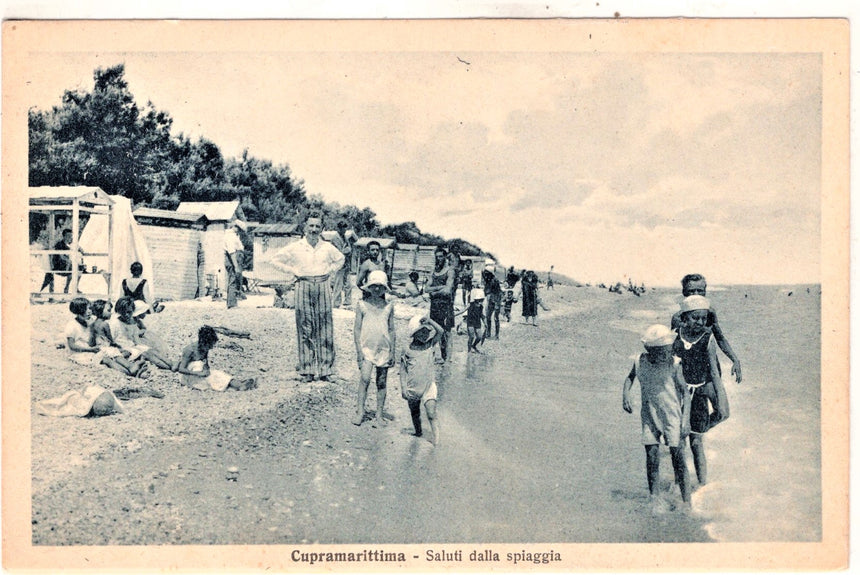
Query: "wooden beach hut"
176 201 246 296
246 223 302 287
29 186 114 300
132 207 209 301
390 243 438 285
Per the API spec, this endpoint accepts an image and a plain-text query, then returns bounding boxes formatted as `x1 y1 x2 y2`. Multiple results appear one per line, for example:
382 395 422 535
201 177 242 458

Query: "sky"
23 37 824 287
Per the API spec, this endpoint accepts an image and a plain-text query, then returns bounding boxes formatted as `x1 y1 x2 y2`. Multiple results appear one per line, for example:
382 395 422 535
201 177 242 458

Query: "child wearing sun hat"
466 287 486 353
623 324 692 510
399 313 443 445
672 294 728 487
353 270 396 427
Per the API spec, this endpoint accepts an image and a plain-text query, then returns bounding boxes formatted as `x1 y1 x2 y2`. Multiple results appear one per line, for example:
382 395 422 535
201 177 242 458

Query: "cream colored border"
2 19 849 571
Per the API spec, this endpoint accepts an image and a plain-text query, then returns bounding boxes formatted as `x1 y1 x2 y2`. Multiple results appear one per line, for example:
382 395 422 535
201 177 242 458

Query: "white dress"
358 300 394 367
182 360 233 392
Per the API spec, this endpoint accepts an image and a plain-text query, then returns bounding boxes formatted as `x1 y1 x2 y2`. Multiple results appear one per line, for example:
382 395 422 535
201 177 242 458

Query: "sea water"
610 284 822 541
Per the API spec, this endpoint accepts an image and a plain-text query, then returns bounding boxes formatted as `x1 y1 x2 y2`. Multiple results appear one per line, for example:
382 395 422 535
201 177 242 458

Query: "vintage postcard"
2 18 849 572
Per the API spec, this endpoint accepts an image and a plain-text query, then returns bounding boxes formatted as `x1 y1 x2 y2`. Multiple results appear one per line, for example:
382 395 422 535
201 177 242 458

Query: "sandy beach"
28 283 821 545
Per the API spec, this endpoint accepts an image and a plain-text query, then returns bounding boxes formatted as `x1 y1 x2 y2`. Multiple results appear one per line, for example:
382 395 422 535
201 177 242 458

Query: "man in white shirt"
224 220 247 308
270 212 345 382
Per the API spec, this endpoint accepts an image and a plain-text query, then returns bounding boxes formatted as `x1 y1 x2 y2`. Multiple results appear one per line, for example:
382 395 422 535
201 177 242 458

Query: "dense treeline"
28 64 492 259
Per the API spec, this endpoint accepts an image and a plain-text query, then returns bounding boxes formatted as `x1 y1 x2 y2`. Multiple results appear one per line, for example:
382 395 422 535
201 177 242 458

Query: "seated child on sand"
90 299 150 378
62 297 146 378
108 296 174 370
622 324 691 510
176 325 257 391
399 314 442 445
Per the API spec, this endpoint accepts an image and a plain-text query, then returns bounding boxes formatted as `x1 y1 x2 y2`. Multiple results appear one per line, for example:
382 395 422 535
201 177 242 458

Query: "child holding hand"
623 324 691 510
400 314 442 445
673 295 728 486
353 270 396 427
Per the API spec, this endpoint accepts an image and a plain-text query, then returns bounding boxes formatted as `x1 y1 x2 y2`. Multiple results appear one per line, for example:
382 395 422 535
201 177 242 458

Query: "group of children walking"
622 274 741 512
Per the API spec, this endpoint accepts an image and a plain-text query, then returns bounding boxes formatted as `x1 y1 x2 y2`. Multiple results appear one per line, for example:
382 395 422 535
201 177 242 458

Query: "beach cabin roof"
29 186 114 208
176 200 241 222
251 223 300 236
134 207 209 223
354 237 397 249
133 207 209 229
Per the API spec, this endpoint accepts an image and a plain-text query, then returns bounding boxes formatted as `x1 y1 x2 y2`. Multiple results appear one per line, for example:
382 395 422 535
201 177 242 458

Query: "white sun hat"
641 324 677 347
680 295 711 313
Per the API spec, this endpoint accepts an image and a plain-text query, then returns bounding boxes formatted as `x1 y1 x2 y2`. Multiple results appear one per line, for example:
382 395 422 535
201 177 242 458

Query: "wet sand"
29 284 820 544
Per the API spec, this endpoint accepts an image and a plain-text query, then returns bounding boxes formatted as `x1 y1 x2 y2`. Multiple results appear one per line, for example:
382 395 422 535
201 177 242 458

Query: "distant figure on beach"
46 229 81 294
482 268 502 339
224 220 247 309
425 247 456 364
520 270 539 325
330 221 353 308
460 259 473 306
399 314 442 445
622 324 691 510
353 270 396 427
546 266 555 290
270 211 345 382
403 271 424 298
673 295 729 486
466 288 486 353
176 326 257 391
503 267 519 322
670 273 743 383
121 261 164 316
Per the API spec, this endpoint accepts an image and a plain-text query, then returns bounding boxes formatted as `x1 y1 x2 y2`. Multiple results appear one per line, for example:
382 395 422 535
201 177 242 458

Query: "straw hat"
641 324 677 347
133 300 150 317
680 295 710 313
363 270 389 291
470 288 485 301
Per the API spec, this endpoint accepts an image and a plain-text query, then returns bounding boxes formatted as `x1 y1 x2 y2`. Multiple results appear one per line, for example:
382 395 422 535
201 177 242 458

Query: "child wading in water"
623 324 692 510
673 295 729 486
466 288 486 353
400 314 442 445
176 325 257 391
353 270 396 427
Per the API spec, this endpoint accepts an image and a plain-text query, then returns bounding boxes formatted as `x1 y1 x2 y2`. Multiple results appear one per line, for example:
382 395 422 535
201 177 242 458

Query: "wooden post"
107 203 114 300
71 198 80 296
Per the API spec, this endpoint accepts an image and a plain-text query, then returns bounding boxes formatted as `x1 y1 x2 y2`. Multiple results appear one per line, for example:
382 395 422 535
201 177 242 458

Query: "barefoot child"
90 299 149 378
176 325 257 391
622 324 692 507
63 297 144 378
353 270 396 426
466 288 486 352
673 295 729 486
400 314 442 445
